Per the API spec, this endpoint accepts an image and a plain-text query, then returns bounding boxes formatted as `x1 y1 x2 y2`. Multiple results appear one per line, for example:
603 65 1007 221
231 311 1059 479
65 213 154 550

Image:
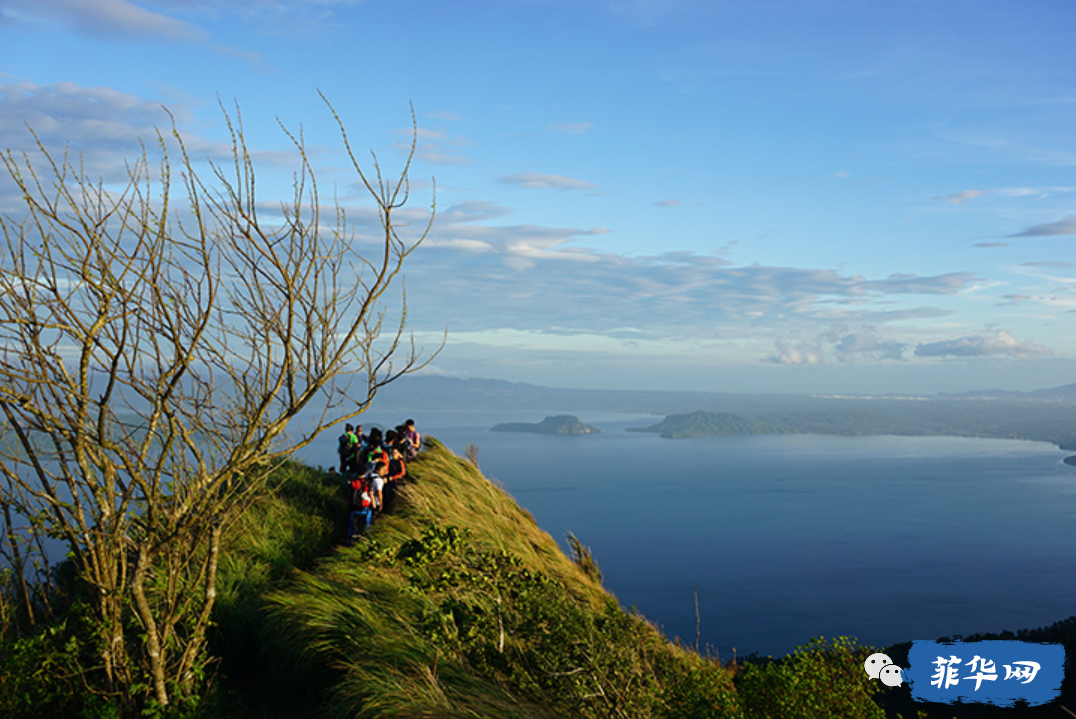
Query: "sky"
1 0 1074 394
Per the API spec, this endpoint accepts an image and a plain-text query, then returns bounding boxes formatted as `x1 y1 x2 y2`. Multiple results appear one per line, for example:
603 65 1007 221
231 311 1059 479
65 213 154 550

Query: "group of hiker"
333 418 421 542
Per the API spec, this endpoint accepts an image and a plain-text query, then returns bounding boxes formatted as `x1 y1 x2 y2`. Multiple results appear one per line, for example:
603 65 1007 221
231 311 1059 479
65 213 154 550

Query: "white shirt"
370 474 385 493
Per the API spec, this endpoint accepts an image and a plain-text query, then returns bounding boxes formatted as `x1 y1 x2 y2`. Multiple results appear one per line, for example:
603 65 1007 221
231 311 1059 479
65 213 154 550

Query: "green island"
634 406 1076 468
491 414 601 435
630 411 773 439
630 406 1076 461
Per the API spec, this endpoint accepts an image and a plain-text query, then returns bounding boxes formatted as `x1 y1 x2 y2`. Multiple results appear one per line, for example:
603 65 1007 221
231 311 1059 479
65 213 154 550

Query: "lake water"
294 409 1076 659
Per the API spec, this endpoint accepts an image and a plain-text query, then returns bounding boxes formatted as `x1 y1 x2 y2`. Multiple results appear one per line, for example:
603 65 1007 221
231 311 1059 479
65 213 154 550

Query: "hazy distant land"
628 406 1076 450
373 376 1076 458
491 414 600 435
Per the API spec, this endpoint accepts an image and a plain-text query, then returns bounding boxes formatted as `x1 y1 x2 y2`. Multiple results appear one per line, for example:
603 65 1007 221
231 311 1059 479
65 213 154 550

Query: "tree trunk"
1 501 35 628
131 548 170 708
178 522 222 696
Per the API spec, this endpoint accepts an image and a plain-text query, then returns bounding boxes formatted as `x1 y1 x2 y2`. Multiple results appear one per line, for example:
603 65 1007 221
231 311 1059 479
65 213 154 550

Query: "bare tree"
0 100 438 714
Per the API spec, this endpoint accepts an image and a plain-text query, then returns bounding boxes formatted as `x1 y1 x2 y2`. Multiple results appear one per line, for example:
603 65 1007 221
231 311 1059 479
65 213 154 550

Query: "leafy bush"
658 657 741 719
735 636 885 719
0 620 84 719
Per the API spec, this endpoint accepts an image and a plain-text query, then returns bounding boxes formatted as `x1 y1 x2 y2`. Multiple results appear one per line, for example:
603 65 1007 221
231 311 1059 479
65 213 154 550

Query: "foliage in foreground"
235 439 886 719
0 460 338 719
735 637 885 719
0 97 436 716
2 441 892 718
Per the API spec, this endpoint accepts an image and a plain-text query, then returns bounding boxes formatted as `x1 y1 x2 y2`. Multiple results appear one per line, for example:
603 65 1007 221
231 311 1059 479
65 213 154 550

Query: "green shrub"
736 637 885 719
658 657 741 719
0 621 82 719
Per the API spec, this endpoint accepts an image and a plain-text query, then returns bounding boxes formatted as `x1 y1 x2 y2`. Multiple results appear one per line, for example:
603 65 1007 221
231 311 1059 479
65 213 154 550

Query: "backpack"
339 432 353 453
367 447 388 473
349 477 371 510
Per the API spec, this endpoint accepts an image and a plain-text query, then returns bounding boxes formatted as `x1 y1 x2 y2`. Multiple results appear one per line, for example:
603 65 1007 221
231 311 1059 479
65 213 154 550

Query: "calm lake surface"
295 409 1076 658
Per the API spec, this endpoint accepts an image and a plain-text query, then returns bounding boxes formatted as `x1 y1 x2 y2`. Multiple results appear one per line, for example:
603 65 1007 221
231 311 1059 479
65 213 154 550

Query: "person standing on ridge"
404 419 421 456
338 423 359 473
367 466 385 513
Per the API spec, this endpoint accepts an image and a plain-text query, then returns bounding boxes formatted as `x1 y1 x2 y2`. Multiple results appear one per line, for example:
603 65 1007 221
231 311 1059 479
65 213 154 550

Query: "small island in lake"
629 410 772 439
491 414 600 435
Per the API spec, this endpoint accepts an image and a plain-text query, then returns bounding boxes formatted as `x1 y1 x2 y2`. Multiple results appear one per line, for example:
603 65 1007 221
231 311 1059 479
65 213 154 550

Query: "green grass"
0 437 1037 718
210 460 348 716
213 438 886 719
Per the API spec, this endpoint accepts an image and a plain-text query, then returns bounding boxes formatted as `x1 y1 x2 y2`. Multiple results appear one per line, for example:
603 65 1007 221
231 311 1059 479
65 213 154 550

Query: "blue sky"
2 0 1074 394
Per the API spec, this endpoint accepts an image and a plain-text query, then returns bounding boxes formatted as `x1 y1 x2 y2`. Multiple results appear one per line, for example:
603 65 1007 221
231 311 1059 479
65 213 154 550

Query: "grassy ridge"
4 433 1067 717
215 438 886 719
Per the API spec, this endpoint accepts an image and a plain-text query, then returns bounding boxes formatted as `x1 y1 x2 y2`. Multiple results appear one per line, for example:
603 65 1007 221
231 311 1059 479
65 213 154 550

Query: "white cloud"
393 127 473 166
1010 218 1076 237
5 78 1041 374
766 341 823 365
4 0 207 41
763 325 907 366
654 199 681 207
915 330 1053 358
146 0 365 10
830 326 907 362
0 81 177 146
401 219 981 359
1022 260 1076 269
937 189 984 204
810 306 951 324
437 201 514 223
999 294 1031 305
424 238 495 253
0 81 194 207
0 81 298 198
995 186 1076 199
500 172 597 191
863 272 975 295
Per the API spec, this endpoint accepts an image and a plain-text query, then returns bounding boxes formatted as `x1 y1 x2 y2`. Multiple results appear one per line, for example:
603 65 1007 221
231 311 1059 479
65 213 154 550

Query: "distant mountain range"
371 375 735 413
369 376 1076 452
371 375 1076 413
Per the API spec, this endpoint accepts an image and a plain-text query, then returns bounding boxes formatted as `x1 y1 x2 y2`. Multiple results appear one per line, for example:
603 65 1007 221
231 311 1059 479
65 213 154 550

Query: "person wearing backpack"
338 423 359 473
366 467 384 513
387 445 406 484
365 440 390 479
393 425 417 462
347 473 374 543
380 443 406 511
404 419 421 456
